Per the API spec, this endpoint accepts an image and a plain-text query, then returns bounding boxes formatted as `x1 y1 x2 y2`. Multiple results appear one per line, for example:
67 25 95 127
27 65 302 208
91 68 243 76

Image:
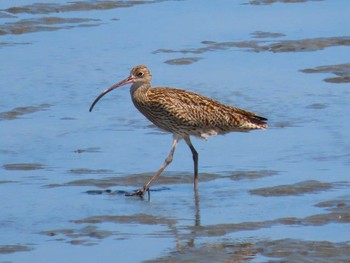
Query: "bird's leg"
126 134 180 197
184 136 199 191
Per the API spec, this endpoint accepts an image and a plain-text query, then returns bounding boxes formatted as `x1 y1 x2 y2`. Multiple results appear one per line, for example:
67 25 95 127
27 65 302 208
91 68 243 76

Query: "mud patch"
183 212 350 240
3 163 45 171
154 36 350 60
73 147 101 154
0 11 15 18
306 103 328 109
301 63 350 83
226 170 277 181
251 31 285 38
68 168 113 175
244 0 324 5
4 1 166 15
0 104 51 121
47 170 277 191
250 180 337 196
256 239 350 262
0 41 31 48
0 17 100 36
42 214 176 245
73 214 177 226
46 172 221 189
41 225 112 246
164 57 203 65
0 245 33 254
146 241 256 263
148 238 350 263
315 199 350 212
0 180 17 184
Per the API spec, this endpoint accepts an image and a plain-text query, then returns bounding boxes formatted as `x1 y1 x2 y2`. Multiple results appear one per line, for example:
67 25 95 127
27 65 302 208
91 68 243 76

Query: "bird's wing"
146 87 267 135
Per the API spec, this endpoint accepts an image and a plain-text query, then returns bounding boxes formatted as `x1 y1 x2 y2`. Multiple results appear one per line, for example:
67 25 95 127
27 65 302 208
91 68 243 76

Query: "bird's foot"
125 186 148 197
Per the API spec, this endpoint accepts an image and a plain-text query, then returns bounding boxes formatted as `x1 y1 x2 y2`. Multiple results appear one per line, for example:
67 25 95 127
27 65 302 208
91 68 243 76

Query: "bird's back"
132 86 267 139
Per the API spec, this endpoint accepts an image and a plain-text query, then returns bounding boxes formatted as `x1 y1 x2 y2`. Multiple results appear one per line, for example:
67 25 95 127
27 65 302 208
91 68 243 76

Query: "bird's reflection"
194 188 201 227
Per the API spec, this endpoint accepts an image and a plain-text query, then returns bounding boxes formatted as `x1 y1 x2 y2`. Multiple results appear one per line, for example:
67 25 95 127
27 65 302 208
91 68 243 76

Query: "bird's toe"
125 187 147 197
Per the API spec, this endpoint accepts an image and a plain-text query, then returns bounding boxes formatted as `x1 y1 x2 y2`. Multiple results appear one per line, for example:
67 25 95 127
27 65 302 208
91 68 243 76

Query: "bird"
89 65 267 196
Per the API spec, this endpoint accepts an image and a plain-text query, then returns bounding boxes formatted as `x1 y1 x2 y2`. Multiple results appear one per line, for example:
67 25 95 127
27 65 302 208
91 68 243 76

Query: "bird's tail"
249 115 268 129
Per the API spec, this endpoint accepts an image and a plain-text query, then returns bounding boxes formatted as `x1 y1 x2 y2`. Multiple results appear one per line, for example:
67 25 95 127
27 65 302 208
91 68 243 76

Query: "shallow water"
1 0 350 262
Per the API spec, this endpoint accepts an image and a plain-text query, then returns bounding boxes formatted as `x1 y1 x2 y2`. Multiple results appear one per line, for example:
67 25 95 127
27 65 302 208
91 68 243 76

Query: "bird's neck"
130 82 150 103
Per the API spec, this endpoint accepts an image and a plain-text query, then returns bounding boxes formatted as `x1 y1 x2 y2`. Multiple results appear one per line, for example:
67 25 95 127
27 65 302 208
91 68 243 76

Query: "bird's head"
89 65 152 112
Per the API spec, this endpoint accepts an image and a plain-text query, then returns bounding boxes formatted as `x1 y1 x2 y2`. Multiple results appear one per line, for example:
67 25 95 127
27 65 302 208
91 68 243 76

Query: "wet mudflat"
1 0 350 262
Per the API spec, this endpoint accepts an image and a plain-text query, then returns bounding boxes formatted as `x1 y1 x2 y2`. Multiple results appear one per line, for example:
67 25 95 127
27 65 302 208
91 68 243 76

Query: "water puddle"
1 0 349 262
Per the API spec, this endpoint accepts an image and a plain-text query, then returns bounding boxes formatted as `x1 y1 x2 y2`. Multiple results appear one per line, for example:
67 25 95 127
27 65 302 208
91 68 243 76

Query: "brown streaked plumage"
89 65 267 196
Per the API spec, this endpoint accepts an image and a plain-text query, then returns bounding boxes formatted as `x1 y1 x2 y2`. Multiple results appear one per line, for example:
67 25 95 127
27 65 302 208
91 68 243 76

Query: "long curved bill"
89 76 133 112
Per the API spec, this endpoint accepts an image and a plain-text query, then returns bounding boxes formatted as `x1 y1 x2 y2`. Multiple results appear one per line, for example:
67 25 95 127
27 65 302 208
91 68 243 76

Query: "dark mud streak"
4 1 169 15
147 239 350 263
74 147 101 154
41 214 177 245
73 214 177 226
0 17 101 36
0 245 33 254
41 225 112 246
0 180 18 184
0 104 51 121
46 170 277 188
184 207 350 239
0 41 31 47
256 239 350 262
41 197 350 258
146 241 257 262
244 0 324 5
249 180 347 197
315 199 350 212
301 63 350 83
164 57 203 65
251 31 286 38
68 168 113 175
154 36 350 59
306 103 328 109
0 11 16 18
227 170 277 181
3 163 45 171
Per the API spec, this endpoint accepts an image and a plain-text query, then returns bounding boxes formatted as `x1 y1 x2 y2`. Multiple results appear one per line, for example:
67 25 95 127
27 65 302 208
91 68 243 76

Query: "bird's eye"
137 71 144 77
